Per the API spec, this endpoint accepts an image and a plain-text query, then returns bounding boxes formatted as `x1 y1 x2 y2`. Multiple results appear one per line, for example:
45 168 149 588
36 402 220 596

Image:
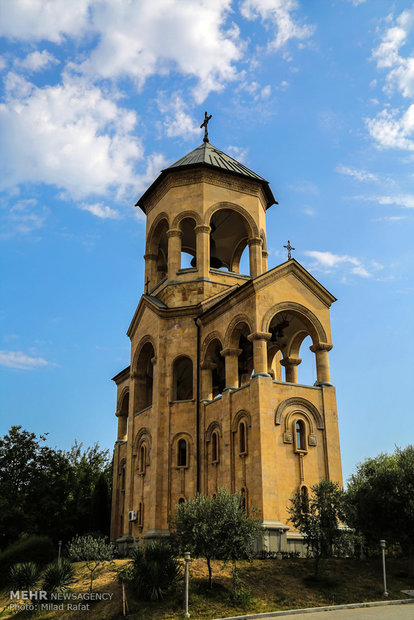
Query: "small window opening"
239 421 247 455
177 439 188 467
178 497 186 505
295 420 306 452
138 444 146 474
138 502 143 526
300 486 309 513
212 431 219 463
121 465 126 491
240 488 247 511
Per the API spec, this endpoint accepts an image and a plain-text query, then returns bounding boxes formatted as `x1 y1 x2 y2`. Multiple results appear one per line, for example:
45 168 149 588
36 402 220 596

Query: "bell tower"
111 119 343 553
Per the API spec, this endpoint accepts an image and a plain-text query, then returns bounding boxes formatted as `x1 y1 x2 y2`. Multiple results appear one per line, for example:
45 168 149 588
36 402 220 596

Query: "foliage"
171 488 262 594
345 445 414 573
128 541 182 601
8 562 41 591
42 559 75 594
0 535 55 588
288 480 345 576
67 534 115 591
0 426 112 549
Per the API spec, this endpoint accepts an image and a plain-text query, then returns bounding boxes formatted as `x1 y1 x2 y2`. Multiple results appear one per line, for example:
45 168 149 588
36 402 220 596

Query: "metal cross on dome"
200 111 212 143
283 240 295 260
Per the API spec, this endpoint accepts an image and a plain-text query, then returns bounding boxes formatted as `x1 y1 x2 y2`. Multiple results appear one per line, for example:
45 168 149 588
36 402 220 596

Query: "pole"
379 540 388 597
58 541 62 567
184 551 190 618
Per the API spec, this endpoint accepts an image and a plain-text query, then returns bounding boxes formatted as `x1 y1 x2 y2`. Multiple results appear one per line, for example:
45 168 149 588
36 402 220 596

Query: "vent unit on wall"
128 510 137 522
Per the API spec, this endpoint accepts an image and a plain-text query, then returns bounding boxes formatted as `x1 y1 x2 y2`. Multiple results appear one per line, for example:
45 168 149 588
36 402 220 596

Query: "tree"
288 480 345 576
345 445 414 575
171 488 262 592
67 535 115 591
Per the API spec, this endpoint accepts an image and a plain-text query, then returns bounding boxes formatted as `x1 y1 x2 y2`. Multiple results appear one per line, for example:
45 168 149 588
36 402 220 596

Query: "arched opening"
117 391 129 441
209 209 251 273
178 497 186 505
179 217 196 269
177 438 188 467
211 431 219 463
138 443 146 474
236 324 253 387
134 341 155 413
121 463 126 491
267 310 318 385
203 338 225 399
295 419 306 452
239 421 247 455
148 219 169 286
172 356 193 401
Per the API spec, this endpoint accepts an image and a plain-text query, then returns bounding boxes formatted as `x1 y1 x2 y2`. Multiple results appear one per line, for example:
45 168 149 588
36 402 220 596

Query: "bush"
130 541 182 601
67 535 115 591
8 562 41 591
42 559 75 594
0 536 55 588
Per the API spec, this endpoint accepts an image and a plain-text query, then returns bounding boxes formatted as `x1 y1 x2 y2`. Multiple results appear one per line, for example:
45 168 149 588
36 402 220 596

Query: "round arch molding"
172 210 202 229
203 202 259 238
231 409 252 432
224 313 254 348
261 301 328 345
131 335 157 373
274 397 325 430
205 420 223 442
200 331 224 361
145 212 170 254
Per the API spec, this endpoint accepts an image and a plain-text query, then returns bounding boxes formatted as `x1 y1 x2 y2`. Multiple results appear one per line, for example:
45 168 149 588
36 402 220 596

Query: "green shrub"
0 536 55 588
8 562 41 591
67 535 115 591
42 559 75 594
130 541 182 601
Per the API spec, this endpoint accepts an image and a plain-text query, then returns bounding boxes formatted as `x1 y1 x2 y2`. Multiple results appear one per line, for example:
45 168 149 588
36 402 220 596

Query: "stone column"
195 224 211 278
262 249 269 273
309 343 333 386
116 410 128 441
280 357 302 384
248 237 263 278
143 253 158 291
200 359 215 401
221 347 242 391
167 228 182 280
247 331 272 377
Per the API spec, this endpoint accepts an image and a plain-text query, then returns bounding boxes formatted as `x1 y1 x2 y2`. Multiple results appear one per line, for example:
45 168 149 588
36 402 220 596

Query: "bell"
210 237 223 269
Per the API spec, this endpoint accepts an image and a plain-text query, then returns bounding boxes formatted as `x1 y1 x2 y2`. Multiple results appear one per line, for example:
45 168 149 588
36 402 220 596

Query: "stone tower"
110 132 343 552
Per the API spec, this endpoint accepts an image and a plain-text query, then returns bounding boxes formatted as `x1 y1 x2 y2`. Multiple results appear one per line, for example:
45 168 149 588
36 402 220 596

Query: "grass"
0 557 412 619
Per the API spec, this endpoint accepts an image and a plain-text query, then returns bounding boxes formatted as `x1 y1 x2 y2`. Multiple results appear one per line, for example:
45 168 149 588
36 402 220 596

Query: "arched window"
134 341 155 413
300 486 309 513
212 431 219 463
121 464 126 491
239 421 247 455
172 356 193 401
177 438 188 467
138 444 146 474
295 420 306 452
178 497 186 505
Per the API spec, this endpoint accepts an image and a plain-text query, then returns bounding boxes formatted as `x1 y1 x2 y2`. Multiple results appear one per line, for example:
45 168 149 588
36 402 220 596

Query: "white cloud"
345 0 366 5
0 0 91 43
374 215 407 222
366 105 414 151
240 0 314 51
0 72 149 201
5 198 49 235
15 50 59 72
80 202 120 219
357 193 414 209
157 93 200 140
304 250 372 278
336 163 379 182
0 56 6 71
0 350 51 370
227 145 248 163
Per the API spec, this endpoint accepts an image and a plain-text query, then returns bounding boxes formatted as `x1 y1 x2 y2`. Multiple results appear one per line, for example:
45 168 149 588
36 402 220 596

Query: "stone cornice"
127 295 200 339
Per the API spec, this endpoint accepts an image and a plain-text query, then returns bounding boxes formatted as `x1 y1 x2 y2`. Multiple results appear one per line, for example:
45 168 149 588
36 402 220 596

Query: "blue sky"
1 0 413 485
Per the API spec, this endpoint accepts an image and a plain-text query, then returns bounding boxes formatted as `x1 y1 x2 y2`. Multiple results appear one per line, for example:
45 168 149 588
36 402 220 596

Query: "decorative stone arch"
205 420 223 442
172 210 202 229
134 427 152 472
224 314 254 348
145 212 170 254
133 427 153 454
201 331 224 362
204 201 259 238
117 386 130 413
132 335 157 373
286 330 309 359
231 409 252 432
275 397 325 431
261 301 328 346
171 431 194 468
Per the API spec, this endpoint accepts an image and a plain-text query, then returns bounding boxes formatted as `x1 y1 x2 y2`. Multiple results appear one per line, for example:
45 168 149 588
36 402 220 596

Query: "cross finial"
283 240 295 260
200 111 212 143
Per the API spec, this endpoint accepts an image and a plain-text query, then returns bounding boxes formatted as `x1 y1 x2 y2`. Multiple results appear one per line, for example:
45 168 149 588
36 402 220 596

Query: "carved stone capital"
280 357 302 367
309 343 333 353
248 236 263 247
262 250 269 258
220 347 242 358
284 431 293 444
166 228 182 238
247 331 272 342
201 359 216 371
143 253 158 261
194 224 211 234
